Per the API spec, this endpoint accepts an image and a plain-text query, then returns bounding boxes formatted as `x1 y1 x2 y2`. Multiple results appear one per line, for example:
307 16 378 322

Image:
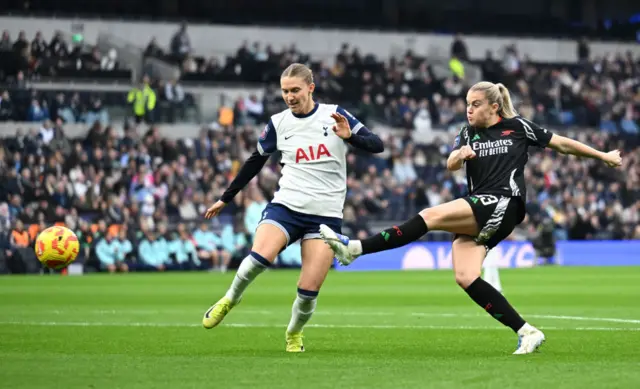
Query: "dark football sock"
464 277 526 333
360 215 428 255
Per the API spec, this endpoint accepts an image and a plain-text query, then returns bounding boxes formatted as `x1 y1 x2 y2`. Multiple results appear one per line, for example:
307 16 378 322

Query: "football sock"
286 288 318 333
360 214 428 255
224 251 270 304
464 277 526 333
482 251 503 293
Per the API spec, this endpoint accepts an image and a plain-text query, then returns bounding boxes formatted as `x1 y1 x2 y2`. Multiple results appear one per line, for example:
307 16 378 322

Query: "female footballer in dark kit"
320 81 623 355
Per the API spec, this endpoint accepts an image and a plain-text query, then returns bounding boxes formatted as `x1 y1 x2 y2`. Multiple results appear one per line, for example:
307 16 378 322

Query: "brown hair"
281 63 314 85
469 81 518 118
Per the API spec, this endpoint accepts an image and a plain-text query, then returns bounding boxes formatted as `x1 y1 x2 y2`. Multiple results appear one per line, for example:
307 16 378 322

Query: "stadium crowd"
0 27 639 274
0 29 124 82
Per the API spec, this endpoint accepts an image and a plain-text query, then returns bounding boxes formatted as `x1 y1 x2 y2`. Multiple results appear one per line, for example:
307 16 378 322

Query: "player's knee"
419 207 442 229
297 278 323 293
250 242 280 264
454 269 481 289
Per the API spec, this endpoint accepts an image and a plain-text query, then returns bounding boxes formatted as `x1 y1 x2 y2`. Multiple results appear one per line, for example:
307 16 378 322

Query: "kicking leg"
452 235 544 354
202 223 286 329
321 199 478 265
284 238 333 352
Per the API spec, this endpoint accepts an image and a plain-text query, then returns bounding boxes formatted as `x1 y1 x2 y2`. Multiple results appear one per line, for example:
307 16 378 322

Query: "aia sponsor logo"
295 144 331 163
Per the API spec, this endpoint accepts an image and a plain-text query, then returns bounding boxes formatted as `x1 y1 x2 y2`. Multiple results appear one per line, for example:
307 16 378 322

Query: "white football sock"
517 322 536 335
483 265 502 293
348 240 363 256
286 291 318 333
224 253 269 303
483 249 502 293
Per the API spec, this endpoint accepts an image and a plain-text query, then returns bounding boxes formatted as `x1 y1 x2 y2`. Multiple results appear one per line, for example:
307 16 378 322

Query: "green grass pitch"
1 266 639 389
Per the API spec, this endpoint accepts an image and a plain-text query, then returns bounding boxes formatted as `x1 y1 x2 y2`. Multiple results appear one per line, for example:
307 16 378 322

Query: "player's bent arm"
547 134 606 160
220 151 270 203
446 150 465 172
346 127 384 153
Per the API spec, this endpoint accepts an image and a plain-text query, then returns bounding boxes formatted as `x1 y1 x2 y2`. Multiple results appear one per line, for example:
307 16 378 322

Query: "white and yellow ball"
35 226 80 269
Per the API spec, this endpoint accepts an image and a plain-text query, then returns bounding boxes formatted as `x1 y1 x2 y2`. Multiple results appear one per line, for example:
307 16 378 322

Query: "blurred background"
0 0 639 274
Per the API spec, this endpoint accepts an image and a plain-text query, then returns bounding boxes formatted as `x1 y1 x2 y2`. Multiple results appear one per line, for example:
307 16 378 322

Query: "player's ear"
491 102 499 114
308 82 315 94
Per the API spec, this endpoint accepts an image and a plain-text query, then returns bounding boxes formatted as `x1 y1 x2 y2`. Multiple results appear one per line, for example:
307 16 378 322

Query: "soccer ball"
35 226 80 269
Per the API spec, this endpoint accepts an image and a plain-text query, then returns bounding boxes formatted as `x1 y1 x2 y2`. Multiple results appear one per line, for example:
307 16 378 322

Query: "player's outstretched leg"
453 236 545 354
202 224 286 329
284 238 333 352
320 199 478 265
321 198 545 354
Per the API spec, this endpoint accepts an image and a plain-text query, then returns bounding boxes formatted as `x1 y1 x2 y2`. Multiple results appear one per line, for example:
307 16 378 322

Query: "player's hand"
204 200 226 219
602 150 622 168
330 112 352 139
458 145 477 160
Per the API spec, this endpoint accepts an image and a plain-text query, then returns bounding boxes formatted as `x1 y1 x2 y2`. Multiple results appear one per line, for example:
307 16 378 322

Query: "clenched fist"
602 150 622 168
458 145 477 160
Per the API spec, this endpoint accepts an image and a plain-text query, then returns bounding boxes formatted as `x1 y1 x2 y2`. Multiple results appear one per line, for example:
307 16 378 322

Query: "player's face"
281 76 315 114
466 90 498 128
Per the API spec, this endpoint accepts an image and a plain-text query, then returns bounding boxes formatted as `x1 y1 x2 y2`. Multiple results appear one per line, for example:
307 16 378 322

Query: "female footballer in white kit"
202 63 384 352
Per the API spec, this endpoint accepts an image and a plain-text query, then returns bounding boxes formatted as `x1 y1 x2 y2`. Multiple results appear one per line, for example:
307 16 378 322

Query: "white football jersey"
257 103 364 219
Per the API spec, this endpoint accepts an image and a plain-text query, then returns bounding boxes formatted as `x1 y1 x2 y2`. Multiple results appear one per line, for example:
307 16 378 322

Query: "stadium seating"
1 23 639 274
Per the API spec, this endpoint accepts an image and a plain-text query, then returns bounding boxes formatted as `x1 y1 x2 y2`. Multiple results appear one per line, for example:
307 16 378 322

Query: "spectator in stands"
84 98 109 126
170 22 191 64
168 223 200 270
577 37 590 63
144 37 164 58
31 31 47 58
192 221 225 271
243 94 264 124
127 75 156 124
450 34 469 61
13 31 28 55
27 99 49 122
0 203 10 232
0 31 11 50
95 231 128 273
155 223 171 264
163 78 185 123
39 119 55 145
81 47 102 71
114 229 132 270
220 219 249 271
100 48 118 71
137 230 166 271
93 219 109 246
49 32 69 59
10 219 38 273
243 188 267 239
0 90 13 121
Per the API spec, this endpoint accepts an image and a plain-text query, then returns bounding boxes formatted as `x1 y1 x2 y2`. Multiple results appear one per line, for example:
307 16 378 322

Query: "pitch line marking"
0 321 639 332
35 309 640 325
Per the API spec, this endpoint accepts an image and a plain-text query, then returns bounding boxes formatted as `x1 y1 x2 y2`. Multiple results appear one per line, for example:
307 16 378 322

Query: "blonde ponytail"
496 83 517 118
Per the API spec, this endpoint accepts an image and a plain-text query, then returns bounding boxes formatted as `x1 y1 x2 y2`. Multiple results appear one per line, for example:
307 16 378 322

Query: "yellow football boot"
202 296 237 329
285 331 305 352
